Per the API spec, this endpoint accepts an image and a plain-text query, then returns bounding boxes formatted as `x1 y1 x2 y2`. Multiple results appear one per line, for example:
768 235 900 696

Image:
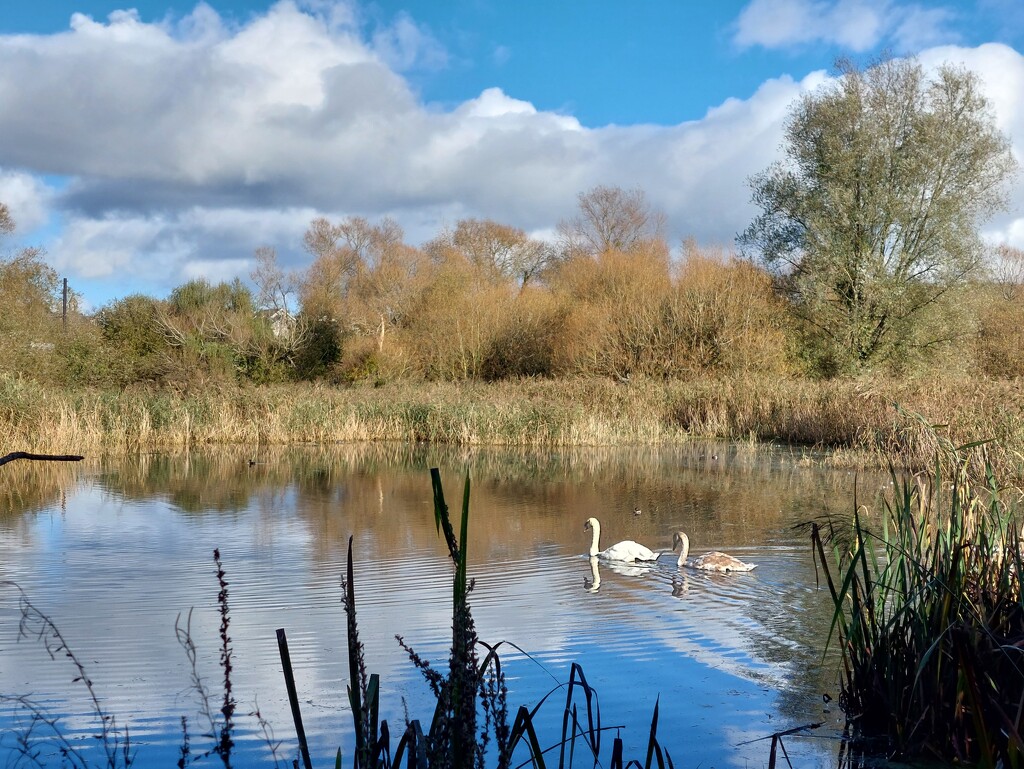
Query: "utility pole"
62 277 68 332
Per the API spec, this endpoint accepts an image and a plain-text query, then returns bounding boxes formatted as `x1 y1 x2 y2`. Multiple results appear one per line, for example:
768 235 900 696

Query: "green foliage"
169 278 255 317
99 294 166 356
159 278 299 387
0 248 64 374
741 57 1018 375
96 294 170 383
294 317 343 381
811 431 1024 763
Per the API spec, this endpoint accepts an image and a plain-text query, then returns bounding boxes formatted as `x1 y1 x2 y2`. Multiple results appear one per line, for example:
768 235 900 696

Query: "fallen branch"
0 452 84 467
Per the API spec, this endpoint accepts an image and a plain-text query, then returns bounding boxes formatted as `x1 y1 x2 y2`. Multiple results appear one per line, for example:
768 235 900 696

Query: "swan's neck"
676 534 689 567
589 521 601 557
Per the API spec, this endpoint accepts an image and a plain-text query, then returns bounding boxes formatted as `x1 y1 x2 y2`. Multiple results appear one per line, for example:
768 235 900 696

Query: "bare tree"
250 246 308 351
0 202 14 236
299 216 409 320
428 219 555 288
250 246 295 316
991 245 1024 301
558 185 666 258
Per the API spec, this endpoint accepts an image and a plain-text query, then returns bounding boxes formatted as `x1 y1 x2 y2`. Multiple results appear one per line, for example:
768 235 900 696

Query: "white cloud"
989 217 1024 250
0 169 51 233
370 11 447 72
733 0 956 52
49 206 316 286
891 5 957 50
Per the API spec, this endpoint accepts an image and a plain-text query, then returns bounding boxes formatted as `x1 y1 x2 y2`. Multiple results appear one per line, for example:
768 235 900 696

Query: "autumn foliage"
0 185 1023 391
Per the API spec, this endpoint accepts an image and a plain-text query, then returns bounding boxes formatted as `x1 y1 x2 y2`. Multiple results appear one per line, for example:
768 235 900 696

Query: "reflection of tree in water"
0 460 80 523
3 439 881 761
89 434 888 728
49 441 892 560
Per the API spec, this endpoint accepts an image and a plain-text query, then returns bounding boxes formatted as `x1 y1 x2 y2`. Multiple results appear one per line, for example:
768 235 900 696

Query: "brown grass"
3 372 1022 479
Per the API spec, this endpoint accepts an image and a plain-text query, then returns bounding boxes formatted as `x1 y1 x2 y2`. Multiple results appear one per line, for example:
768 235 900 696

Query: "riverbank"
2 372 1022 475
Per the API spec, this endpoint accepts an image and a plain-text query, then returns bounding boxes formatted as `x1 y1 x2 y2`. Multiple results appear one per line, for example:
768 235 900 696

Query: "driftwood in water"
0 452 84 467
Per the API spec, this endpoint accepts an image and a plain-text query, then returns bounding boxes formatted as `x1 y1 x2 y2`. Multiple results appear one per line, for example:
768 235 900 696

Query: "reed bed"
2 372 1022 477
811 440 1024 764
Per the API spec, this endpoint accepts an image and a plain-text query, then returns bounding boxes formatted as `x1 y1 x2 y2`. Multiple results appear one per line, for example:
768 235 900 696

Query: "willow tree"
740 58 1017 373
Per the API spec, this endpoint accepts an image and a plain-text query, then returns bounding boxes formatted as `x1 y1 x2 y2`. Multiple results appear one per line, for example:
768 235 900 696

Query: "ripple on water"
1 448 854 769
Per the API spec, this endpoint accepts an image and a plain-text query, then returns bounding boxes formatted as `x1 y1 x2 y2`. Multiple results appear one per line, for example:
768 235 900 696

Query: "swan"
584 517 662 563
672 531 756 573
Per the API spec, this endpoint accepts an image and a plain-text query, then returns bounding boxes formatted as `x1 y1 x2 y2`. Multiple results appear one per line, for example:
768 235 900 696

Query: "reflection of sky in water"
0 444 862 767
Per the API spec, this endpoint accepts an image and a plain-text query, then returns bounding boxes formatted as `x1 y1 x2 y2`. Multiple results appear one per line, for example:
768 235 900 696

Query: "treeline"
1 189 1023 391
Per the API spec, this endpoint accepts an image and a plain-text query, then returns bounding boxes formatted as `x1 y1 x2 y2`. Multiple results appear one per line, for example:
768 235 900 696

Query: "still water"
0 441 886 767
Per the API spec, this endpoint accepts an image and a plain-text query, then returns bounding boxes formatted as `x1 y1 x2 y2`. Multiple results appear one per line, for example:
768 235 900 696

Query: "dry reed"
2 372 1022 478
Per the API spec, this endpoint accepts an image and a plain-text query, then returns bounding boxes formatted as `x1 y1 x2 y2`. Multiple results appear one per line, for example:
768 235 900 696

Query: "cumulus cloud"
0 169 52 234
733 0 956 52
370 10 447 72
0 2 1020 305
48 206 318 286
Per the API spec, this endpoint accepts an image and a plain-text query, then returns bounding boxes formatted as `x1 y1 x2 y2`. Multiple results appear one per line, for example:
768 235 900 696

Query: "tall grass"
811 437 1024 763
4 372 1024 479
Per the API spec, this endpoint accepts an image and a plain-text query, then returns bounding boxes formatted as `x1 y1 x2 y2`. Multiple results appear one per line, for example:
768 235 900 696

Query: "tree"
251 246 296 316
0 202 14 236
96 294 169 382
425 219 554 288
250 245 308 354
990 244 1024 302
295 215 422 381
740 57 1017 373
558 185 665 258
0 205 66 339
298 216 405 320
158 278 296 385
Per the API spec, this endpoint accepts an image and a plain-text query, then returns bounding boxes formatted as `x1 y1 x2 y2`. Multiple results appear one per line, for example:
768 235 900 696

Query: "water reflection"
583 555 661 593
0 441 886 767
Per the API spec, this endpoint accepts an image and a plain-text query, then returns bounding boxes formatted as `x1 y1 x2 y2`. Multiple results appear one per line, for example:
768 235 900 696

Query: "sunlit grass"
810 435 1024 764
3 372 1024 479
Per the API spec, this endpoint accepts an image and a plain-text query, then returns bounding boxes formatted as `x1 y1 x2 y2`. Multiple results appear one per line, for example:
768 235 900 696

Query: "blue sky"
0 0 1022 308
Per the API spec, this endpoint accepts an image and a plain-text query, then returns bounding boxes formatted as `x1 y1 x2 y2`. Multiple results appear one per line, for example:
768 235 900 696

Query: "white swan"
584 517 661 563
673 531 756 573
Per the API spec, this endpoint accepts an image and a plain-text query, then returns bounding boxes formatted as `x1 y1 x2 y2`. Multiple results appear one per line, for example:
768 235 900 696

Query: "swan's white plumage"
673 531 756 573
584 517 661 562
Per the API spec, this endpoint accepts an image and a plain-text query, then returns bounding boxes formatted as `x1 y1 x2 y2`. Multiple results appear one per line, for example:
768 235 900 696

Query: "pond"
0 441 888 767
